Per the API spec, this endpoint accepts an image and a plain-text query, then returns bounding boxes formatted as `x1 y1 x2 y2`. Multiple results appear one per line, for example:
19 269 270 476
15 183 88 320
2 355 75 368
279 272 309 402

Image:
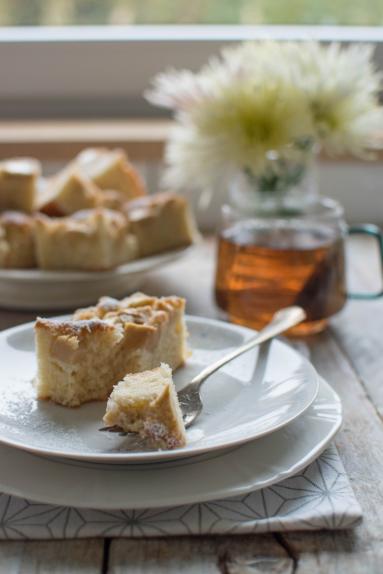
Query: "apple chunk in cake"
35 294 187 407
103 363 186 450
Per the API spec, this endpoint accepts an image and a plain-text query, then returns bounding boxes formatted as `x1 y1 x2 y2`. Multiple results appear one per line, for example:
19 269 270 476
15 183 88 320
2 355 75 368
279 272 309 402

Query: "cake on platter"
0 157 41 214
124 191 197 257
0 147 197 272
34 208 138 271
75 147 147 200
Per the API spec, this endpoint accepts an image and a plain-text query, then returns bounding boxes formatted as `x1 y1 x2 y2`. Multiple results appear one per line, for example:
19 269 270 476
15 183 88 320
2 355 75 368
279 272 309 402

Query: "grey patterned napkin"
0 444 362 539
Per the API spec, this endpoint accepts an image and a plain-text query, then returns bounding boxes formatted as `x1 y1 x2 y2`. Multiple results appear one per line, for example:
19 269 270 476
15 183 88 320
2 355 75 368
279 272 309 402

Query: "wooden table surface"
0 236 382 573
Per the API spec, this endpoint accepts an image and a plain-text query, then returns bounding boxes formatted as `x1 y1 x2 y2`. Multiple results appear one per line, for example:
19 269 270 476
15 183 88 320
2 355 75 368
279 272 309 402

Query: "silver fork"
100 306 306 436
178 305 306 428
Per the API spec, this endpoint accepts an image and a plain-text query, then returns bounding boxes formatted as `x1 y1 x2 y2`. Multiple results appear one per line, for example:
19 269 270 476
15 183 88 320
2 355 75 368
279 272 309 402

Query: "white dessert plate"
0 378 341 509
0 246 191 310
0 315 319 463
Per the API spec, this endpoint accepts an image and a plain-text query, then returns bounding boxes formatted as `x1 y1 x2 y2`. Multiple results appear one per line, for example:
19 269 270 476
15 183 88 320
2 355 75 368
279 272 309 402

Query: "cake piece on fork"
103 363 187 450
35 293 187 407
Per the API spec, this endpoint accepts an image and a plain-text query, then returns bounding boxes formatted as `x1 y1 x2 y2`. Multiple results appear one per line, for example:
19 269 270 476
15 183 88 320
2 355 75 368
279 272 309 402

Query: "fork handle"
191 306 306 388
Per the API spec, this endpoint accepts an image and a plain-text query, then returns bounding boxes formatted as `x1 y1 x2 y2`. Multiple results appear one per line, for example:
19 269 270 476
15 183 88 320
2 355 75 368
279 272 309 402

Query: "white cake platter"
0 246 191 310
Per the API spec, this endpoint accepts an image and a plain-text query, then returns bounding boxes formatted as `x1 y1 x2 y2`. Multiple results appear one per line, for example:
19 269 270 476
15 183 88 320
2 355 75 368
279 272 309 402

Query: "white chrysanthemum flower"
146 41 383 191
145 69 211 111
284 42 383 156
163 81 312 189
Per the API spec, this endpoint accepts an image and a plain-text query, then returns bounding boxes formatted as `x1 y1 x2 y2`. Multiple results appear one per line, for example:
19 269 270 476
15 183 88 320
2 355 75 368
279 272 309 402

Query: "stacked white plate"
0 315 342 509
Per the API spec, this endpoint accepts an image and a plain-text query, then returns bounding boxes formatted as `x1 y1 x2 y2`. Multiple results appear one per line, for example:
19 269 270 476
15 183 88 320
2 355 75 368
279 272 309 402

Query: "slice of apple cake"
75 148 147 200
34 208 137 270
103 363 187 450
35 293 187 407
124 192 197 257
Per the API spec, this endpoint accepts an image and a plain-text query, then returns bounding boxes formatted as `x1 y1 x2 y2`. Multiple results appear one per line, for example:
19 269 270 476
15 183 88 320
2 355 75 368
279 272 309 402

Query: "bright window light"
0 0 383 27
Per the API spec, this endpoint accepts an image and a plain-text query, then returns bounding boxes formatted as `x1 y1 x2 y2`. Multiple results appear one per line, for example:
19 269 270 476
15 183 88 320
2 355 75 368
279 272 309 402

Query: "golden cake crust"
35 316 117 336
74 293 185 326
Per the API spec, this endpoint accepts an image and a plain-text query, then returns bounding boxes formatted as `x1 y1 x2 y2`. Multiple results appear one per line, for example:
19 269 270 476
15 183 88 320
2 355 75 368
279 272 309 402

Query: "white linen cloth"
0 445 362 539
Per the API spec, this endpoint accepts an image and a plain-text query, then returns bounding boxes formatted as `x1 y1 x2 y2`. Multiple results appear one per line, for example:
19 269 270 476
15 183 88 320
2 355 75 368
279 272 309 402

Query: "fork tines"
99 425 127 436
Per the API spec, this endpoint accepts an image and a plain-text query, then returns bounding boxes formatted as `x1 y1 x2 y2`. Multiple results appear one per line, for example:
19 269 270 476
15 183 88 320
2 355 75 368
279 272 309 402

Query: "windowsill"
0 118 382 163
0 118 171 161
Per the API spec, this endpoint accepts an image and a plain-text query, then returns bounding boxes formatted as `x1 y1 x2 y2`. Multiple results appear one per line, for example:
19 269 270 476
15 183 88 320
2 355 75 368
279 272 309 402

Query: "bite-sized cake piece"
0 211 36 268
0 157 41 213
34 208 137 271
103 363 187 450
38 168 100 216
35 293 187 407
124 192 197 257
75 147 146 199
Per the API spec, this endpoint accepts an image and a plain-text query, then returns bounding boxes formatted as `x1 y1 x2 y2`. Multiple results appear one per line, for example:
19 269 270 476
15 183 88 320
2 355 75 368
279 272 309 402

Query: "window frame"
0 24 382 118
